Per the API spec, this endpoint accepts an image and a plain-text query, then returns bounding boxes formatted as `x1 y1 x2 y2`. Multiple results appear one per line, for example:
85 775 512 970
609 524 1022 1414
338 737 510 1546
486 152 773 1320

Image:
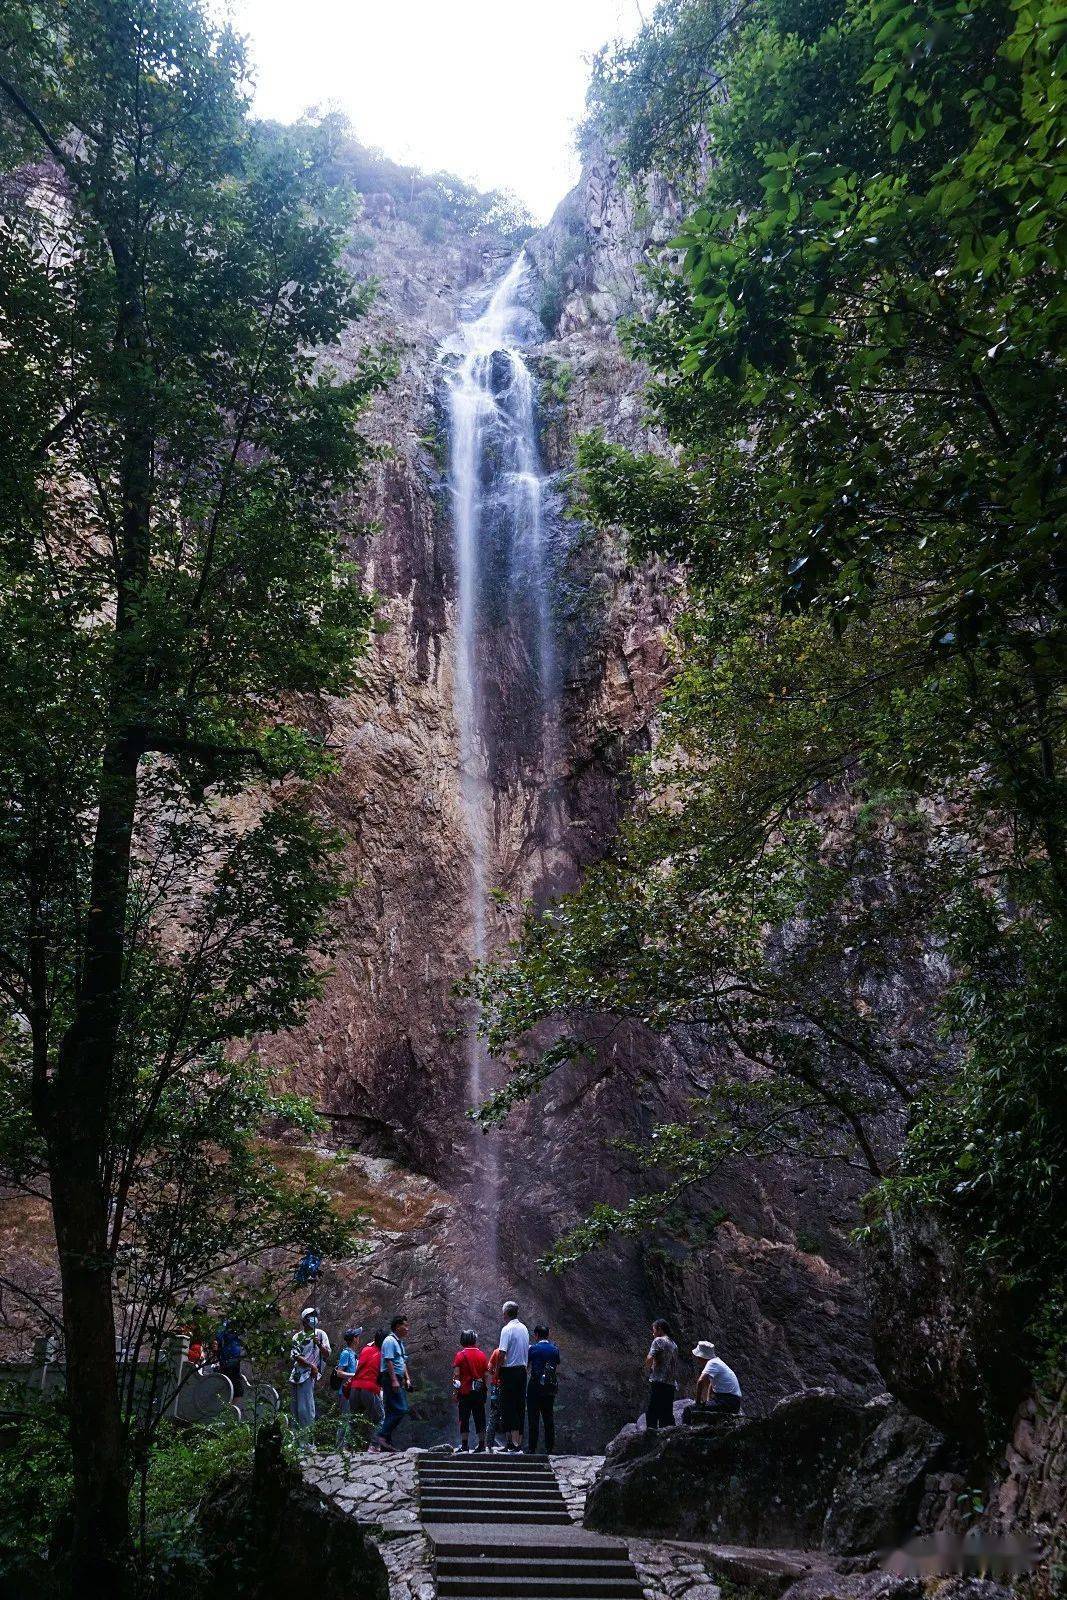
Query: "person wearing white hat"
692 1340 742 1413
289 1306 331 1437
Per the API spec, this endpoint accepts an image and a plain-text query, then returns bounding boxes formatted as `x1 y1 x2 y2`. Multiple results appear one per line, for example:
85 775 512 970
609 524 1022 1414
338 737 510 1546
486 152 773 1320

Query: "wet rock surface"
241 155 885 1453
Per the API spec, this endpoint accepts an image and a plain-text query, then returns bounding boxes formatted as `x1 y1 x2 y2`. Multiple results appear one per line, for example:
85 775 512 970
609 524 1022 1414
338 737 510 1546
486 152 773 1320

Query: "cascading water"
443 251 558 1278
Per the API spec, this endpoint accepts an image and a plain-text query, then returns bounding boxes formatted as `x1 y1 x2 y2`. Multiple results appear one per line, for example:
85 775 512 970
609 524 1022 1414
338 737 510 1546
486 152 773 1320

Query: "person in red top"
486 1345 505 1451
344 1329 386 1448
452 1329 490 1453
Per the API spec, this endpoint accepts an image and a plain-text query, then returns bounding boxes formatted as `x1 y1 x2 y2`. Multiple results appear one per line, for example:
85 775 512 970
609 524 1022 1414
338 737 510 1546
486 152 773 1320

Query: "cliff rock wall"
256 155 884 1449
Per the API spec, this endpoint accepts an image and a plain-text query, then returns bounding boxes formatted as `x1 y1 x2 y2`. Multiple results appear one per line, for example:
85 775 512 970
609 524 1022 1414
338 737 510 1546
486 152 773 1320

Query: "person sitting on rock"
692 1340 742 1413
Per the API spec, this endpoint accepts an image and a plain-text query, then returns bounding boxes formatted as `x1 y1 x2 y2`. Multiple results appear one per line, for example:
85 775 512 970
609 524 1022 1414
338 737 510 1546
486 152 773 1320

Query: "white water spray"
443 251 557 1204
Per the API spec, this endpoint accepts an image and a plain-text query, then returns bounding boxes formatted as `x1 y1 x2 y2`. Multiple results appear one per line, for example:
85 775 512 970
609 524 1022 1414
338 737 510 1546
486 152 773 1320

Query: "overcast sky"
230 0 645 222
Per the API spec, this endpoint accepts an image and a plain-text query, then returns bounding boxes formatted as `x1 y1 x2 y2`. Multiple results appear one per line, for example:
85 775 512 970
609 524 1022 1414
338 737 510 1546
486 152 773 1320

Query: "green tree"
472 0 1066 1382
0 0 386 1587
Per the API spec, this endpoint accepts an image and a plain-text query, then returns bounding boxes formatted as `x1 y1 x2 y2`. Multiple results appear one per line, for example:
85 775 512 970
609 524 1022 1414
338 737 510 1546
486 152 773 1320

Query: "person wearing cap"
334 1325 363 1447
289 1306 331 1437
693 1340 742 1413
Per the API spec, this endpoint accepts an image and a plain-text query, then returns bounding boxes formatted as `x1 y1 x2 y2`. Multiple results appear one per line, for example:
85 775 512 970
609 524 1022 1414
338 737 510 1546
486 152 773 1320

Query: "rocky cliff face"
254 151 887 1450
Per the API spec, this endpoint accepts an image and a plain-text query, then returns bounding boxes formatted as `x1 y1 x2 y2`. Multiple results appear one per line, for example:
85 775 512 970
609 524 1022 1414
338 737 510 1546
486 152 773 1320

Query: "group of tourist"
283 1303 740 1452
450 1301 561 1454
286 1300 562 1454
288 1307 415 1450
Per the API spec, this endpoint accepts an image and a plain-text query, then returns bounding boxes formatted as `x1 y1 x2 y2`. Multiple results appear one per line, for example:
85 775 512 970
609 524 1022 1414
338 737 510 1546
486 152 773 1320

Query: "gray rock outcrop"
585 1390 945 1554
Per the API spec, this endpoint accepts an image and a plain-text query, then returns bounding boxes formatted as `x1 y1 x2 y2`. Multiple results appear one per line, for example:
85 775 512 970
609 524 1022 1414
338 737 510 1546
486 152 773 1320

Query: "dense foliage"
472 0 1066 1385
0 0 384 1586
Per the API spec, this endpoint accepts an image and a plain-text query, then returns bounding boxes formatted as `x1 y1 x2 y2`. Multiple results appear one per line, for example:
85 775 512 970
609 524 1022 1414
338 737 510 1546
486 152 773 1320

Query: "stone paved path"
304 1449 826 1600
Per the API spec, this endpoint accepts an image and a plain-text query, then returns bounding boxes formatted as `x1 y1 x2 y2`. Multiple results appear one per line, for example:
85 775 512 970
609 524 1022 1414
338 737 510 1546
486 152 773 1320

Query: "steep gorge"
255 147 884 1449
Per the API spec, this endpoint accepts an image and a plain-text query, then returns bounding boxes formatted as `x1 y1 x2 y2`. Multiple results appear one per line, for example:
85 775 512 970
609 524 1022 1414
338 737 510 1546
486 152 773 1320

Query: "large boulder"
864 1205 1027 1448
586 1390 944 1555
823 1401 947 1553
198 1424 390 1600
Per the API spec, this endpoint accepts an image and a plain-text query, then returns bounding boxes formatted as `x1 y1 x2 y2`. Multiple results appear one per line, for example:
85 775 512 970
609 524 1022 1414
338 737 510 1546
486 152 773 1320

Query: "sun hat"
692 1340 717 1360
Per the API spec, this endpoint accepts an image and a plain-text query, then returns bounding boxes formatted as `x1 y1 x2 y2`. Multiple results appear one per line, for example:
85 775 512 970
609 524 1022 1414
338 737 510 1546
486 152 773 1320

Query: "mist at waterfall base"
442 253 560 1314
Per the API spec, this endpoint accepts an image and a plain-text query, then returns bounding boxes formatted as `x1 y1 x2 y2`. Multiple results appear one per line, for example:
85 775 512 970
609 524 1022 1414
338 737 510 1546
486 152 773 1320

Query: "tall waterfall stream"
442 252 558 1266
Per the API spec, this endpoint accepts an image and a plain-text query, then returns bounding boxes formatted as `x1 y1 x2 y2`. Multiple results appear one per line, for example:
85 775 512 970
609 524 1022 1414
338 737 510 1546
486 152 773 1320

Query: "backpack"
539 1362 558 1393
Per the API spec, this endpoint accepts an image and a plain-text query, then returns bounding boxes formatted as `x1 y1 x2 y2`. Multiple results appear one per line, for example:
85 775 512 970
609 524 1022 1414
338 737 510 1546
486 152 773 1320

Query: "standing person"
214 1318 246 1398
334 1326 363 1448
486 1345 505 1452
644 1317 679 1430
453 1329 490 1453
526 1323 561 1454
692 1341 742 1413
346 1329 386 1449
498 1300 530 1453
289 1306 331 1439
376 1313 413 1452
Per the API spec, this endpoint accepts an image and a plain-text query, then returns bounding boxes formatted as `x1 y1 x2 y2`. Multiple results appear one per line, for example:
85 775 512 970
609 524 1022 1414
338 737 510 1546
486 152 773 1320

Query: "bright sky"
230 0 645 223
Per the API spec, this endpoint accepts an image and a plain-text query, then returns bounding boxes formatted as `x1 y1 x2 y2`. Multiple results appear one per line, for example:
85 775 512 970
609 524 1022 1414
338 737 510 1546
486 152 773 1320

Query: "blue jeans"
291 1377 316 1436
378 1381 409 1442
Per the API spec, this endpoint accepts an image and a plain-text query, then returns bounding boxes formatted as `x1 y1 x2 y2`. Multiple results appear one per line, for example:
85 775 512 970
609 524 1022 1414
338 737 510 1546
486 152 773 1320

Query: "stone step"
433 1544 630 1563
419 1491 566 1504
420 1479 564 1493
437 1565 641 1594
421 1509 574 1525
415 1465 556 1472
420 1470 560 1483
437 1580 643 1599
437 1557 632 1576
422 1465 563 1472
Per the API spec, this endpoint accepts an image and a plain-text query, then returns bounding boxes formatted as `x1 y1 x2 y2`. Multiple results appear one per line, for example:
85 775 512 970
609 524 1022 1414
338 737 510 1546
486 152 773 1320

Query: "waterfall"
443 250 556 1224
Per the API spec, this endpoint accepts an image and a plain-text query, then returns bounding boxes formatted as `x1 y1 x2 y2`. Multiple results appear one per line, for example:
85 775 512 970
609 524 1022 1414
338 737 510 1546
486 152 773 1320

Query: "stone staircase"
432 1534 644 1600
417 1451 572 1525
418 1454 646 1600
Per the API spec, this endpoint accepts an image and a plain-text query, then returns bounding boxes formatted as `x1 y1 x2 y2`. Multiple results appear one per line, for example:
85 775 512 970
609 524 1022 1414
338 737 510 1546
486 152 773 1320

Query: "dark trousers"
378 1382 409 1442
499 1366 526 1432
527 1386 555 1452
646 1381 676 1429
458 1392 486 1439
710 1391 741 1413
486 1389 501 1448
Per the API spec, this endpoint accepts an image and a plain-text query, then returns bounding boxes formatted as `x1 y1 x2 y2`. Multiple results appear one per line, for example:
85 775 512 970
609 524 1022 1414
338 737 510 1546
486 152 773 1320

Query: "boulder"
586 1390 944 1555
864 1205 1026 1448
824 1402 946 1553
198 1423 390 1600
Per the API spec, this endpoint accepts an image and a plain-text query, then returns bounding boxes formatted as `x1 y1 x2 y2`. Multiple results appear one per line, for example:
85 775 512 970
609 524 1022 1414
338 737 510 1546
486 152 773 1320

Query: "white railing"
0 1332 279 1428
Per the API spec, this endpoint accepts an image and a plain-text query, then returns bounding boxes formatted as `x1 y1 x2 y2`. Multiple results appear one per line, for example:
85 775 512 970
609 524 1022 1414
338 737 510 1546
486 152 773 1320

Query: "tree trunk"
51 738 143 1596
51 1157 130 1596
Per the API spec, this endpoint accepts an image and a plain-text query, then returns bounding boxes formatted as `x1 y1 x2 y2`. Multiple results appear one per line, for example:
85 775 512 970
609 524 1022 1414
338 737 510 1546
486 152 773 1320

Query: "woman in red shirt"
344 1329 386 1448
452 1329 490 1453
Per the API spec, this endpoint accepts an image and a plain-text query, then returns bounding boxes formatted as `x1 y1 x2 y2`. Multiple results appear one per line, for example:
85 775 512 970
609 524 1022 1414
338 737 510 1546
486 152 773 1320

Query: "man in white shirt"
498 1300 530 1452
289 1307 332 1437
692 1340 742 1413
